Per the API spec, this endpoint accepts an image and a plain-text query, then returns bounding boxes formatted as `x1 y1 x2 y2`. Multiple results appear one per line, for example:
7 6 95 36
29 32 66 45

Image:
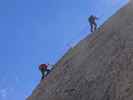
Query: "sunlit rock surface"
27 1 133 100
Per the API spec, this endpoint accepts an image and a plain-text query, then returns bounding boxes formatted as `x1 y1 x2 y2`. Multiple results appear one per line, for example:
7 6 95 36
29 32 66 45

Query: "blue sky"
0 0 128 100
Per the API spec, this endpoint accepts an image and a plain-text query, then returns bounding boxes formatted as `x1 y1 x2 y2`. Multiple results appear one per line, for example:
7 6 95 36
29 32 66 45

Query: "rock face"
27 1 133 100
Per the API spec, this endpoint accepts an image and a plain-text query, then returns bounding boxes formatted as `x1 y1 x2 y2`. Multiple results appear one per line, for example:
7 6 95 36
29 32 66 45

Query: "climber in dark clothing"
39 64 51 80
88 15 98 32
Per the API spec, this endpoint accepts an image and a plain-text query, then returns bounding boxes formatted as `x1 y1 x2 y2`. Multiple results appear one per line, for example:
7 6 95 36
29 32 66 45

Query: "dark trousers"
90 22 97 32
40 69 51 80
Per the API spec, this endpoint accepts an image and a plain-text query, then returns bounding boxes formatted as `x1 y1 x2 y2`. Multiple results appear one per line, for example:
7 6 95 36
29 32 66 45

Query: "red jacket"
39 64 48 70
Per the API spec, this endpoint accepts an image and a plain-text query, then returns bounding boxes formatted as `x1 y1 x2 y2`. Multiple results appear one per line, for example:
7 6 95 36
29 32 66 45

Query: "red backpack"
39 64 48 70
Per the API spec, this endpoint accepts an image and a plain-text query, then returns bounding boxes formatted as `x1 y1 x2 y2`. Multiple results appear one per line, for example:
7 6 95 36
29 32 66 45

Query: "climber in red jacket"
39 64 50 80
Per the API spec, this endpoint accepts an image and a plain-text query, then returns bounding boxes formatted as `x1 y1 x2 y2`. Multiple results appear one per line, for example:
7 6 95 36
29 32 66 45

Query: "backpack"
39 64 48 70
